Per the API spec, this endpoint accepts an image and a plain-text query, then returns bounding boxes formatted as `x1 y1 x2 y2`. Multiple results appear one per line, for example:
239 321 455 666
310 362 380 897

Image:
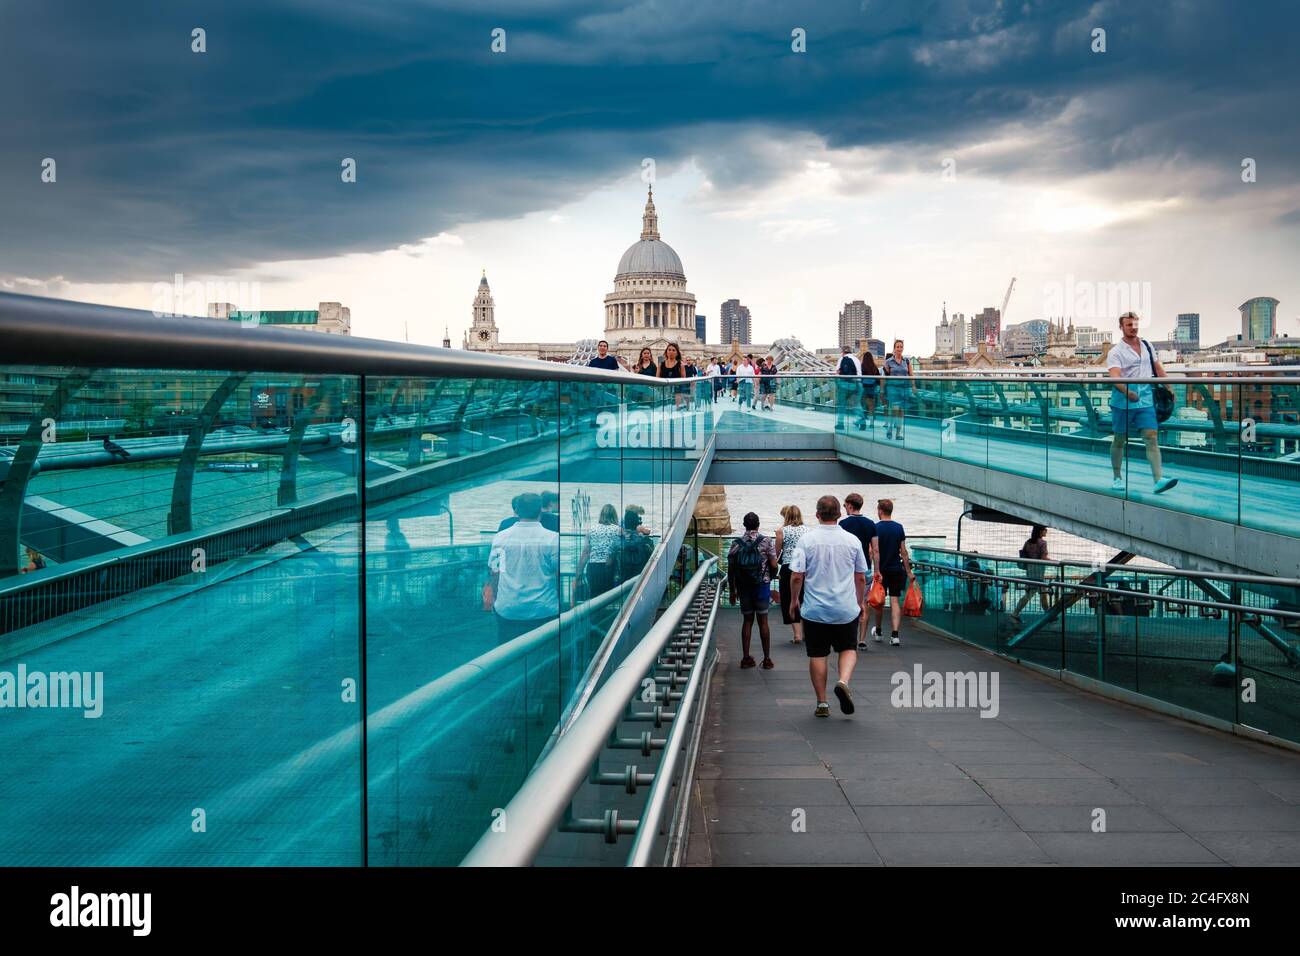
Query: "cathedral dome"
616 239 685 278
614 186 686 279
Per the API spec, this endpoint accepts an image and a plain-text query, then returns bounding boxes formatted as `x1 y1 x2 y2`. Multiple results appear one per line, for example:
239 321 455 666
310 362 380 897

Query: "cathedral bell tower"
463 270 499 350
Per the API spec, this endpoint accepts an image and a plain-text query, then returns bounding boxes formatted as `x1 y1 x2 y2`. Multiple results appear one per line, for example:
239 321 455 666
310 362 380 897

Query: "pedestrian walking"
788 495 867 717
868 498 914 645
838 492 877 650
728 512 779 669
774 504 810 644
1107 311 1178 495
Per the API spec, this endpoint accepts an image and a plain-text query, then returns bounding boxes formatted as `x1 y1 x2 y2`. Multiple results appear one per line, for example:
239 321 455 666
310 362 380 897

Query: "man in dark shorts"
838 492 876 650
788 495 867 718
727 512 779 669
869 498 914 646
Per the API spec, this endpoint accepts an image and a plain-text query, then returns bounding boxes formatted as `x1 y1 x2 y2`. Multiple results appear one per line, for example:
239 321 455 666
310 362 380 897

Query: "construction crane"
1000 276 1016 325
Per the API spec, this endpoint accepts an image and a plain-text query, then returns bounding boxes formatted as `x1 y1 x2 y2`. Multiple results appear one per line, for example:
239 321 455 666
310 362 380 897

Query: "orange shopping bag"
902 578 924 617
867 573 886 610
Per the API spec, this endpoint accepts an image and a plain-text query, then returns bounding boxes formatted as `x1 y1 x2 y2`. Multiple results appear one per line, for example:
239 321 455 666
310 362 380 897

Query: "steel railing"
461 558 720 867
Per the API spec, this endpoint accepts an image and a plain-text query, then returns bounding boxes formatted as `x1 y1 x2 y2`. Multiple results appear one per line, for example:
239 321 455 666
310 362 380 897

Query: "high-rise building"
971 307 1001 348
950 312 968 351
838 300 872 349
1174 313 1201 349
1239 298 1278 343
208 301 351 335
695 314 706 343
719 299 752 344
934 303 961 355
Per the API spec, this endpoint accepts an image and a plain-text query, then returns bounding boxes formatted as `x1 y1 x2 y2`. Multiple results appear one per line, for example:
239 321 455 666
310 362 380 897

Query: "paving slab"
684 608 1300 866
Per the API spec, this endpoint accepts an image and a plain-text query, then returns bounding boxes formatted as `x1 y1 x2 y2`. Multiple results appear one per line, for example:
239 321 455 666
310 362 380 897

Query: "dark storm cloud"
1 0 1297 281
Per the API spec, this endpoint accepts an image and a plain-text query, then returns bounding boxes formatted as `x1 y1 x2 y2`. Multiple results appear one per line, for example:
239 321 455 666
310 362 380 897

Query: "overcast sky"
3 0 1298 352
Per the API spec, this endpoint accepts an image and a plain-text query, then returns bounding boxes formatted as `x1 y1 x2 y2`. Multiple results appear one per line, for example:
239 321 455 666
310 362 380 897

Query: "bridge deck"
687 607 1300 866
707 399 1299 540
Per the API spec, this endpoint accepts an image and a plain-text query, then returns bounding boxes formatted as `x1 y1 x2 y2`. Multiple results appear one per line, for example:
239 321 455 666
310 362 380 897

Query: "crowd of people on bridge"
726 492 917 718
587 339 785 412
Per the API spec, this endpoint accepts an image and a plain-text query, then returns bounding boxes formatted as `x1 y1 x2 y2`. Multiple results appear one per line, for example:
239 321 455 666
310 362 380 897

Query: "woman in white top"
735 356 757 409
774 504 810 644
578 504 623 599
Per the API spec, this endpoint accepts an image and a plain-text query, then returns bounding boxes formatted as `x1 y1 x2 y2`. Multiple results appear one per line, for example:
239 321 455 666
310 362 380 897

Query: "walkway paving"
686 607 1300 866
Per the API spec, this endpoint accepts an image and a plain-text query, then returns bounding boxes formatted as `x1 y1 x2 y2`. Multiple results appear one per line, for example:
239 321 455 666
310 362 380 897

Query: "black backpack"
838 355 857 376
731 534 767 590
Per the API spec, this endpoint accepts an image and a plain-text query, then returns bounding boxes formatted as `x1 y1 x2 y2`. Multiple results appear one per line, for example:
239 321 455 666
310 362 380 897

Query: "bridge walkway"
686 607 1300 866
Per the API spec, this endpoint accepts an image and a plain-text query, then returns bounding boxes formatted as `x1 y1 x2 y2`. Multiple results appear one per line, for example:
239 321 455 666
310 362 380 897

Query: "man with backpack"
1107 311 1178 495
835 344 863 430
728 511 779 669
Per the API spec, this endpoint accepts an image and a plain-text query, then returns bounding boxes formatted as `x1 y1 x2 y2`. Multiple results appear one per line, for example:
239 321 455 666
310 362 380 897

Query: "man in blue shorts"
1108 311 1177 495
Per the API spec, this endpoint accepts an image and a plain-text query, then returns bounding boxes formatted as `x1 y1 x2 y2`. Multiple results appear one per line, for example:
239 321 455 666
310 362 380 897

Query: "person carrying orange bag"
867 573 886 610
902 577 924 617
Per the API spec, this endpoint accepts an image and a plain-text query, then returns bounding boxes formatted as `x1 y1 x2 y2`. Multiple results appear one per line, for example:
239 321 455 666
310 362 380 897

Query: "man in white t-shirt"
1106 311 1177 495
487 492 560 644
789 494 868 718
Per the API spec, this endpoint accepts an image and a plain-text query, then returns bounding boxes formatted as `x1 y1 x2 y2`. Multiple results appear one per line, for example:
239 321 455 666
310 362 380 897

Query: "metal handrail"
759 370 1299 384
5 293 1296 386
0 292 670 385
626 577 721 866
912 545 1300 589
554 431 717 739
913 559 1300 621
461 557 718 867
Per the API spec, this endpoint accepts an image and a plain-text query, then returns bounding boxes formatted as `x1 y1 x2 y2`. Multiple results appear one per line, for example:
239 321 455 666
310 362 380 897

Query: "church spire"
640 185 660 241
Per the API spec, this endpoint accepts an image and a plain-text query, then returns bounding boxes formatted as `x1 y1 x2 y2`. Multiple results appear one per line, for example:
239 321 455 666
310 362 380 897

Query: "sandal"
740 656 757 669
761 658 775 670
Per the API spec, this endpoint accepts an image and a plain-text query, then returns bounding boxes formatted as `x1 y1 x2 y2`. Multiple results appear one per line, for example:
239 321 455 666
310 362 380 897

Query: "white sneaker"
1110 477 1124 491
870 626 882 643
890 635 901 646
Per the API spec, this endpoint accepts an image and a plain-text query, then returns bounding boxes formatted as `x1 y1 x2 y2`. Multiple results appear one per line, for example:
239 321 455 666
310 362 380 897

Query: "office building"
838 300 872 350
1240 297 1279 343
971 307 1001 348
719 299 752 345
1174 313 1201 349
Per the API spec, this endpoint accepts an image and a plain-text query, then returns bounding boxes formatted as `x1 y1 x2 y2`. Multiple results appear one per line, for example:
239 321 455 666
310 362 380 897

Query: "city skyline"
3 1 1300 354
